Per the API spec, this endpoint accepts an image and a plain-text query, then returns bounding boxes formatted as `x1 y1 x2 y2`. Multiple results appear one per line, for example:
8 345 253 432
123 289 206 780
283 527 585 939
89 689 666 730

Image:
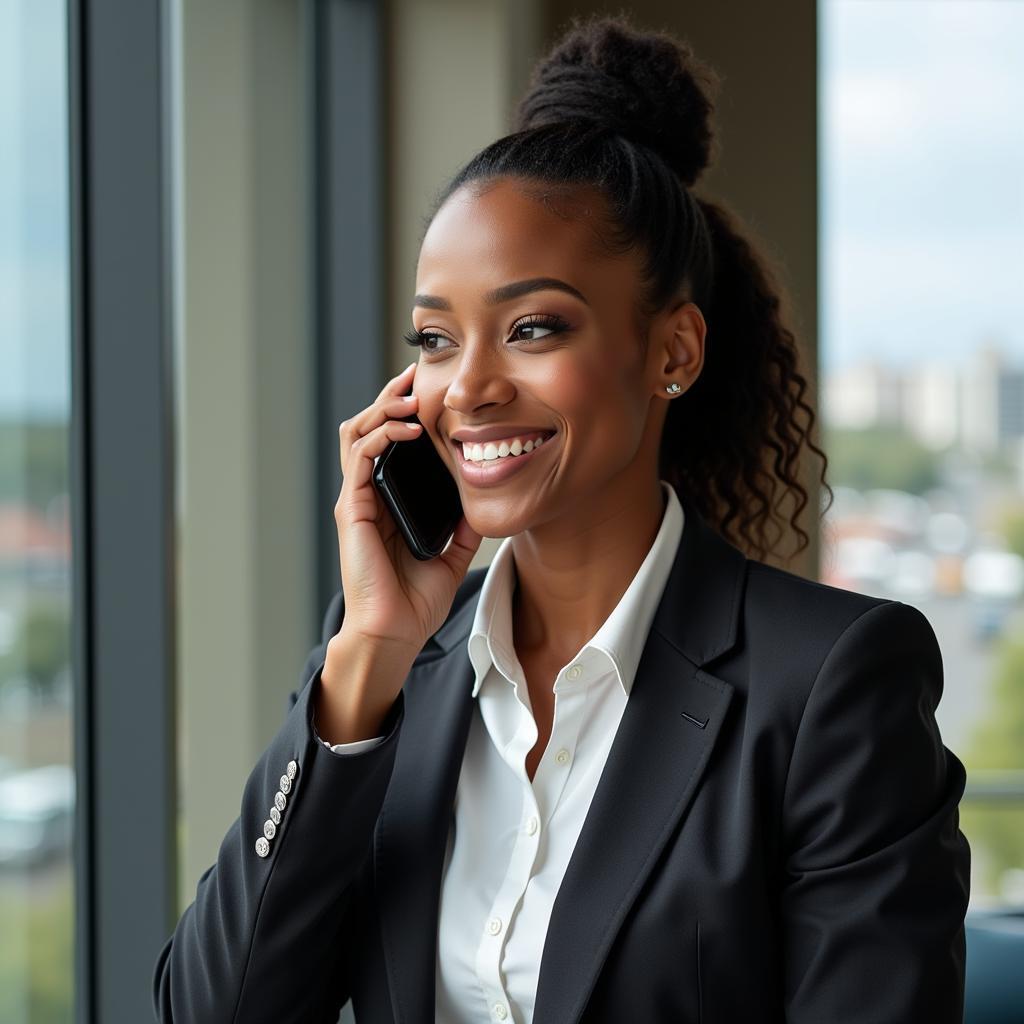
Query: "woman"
153 13 970 1023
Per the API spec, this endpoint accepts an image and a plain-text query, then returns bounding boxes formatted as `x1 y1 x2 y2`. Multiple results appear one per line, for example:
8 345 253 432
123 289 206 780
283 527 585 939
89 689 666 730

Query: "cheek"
535 352 642 440
415 388 448 445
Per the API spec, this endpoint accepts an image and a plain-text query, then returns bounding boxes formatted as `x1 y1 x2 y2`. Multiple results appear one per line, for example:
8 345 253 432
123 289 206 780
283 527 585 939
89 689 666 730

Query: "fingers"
339 362 420 478
375 360 418 403
343 418 422 491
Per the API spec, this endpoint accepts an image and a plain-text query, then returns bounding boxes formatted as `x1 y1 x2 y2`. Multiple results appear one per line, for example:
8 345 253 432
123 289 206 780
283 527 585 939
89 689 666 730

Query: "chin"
462 504 530 541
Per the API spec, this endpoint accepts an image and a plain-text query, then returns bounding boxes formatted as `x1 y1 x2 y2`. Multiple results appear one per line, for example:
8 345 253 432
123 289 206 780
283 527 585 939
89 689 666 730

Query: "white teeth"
461 433 551 463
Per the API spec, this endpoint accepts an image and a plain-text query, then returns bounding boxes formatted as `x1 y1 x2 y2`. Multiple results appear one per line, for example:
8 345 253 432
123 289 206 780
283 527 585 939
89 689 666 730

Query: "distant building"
904 361 959 450
823 360 904 429
823 341 1024 456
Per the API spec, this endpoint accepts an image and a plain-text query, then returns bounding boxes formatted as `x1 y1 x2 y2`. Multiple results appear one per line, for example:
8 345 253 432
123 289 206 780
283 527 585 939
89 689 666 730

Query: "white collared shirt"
319 479 684 1023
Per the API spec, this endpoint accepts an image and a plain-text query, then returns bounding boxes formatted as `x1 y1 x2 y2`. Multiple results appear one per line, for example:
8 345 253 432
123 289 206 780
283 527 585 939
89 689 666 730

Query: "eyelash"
401 313 571 354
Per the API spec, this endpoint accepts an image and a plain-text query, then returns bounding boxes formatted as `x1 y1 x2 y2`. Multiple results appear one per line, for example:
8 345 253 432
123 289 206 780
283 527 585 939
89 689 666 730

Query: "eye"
401 329 452 353
401 313 570 354
510 314 570 342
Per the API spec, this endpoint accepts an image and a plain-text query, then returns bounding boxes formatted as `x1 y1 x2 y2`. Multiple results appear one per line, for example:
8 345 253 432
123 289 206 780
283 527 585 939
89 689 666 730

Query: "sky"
1 0 1023 415
0 0 69 418
820 0 1024 373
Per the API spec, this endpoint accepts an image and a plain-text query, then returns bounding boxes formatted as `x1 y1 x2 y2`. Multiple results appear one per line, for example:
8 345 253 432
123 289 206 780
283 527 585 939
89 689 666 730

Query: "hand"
333 361 482 657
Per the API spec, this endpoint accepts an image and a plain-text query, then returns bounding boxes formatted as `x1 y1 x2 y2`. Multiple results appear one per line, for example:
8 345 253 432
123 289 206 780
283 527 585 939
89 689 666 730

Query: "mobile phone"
371 391 463 560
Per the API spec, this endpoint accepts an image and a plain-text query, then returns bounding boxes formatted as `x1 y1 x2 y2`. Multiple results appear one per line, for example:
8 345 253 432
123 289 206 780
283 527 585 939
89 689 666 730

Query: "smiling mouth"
456 431 557 464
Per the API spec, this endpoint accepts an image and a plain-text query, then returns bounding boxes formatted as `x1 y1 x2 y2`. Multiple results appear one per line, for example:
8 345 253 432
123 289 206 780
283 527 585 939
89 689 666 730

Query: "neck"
510 470 667 666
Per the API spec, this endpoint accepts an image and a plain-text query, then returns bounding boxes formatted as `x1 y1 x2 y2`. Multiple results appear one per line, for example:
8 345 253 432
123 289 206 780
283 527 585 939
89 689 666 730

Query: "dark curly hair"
420 11 831 564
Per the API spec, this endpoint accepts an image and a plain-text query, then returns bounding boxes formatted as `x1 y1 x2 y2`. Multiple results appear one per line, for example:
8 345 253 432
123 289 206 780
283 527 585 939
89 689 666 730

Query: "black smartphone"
371 390 463 560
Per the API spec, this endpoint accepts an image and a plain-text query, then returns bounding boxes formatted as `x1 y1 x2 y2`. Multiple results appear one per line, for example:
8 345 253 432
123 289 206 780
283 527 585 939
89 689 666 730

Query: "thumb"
439 514 483 579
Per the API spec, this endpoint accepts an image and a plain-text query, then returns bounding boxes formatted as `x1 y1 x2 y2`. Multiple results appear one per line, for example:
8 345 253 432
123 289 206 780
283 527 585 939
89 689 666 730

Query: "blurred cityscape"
822 342 1024 620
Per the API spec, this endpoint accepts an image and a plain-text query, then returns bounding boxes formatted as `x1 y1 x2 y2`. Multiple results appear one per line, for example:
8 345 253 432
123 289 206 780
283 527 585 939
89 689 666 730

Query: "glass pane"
820 0 1024 908
0 0 75 1019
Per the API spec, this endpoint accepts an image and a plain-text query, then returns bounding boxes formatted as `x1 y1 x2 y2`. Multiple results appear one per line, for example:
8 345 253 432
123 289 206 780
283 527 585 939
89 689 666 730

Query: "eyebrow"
413 276 590 311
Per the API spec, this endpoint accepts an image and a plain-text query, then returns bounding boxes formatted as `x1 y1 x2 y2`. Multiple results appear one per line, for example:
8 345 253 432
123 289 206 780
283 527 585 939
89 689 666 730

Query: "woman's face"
410 177 700 540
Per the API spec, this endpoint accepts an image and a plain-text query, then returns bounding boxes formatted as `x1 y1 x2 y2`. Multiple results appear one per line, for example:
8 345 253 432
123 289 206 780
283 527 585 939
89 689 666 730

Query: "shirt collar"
467 479 685 698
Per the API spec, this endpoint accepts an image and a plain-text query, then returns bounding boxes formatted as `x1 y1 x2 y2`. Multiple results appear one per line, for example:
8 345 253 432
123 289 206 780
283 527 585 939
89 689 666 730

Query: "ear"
649 300 706 398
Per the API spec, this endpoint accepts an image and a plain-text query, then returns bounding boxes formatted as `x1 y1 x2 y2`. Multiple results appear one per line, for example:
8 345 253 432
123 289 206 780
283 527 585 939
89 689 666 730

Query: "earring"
665 383 682 394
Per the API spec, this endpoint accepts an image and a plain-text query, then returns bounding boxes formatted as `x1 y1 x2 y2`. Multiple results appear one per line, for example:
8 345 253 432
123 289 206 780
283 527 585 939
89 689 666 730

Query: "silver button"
274 791 287 812
279 774 292 795
255 837 270 858
286 759 298 780
555 748 570 765
566 664 583 680
526 816 539 835
493 1004 508 1021
269 805 281 825
263 819 277 841
487 917 502 935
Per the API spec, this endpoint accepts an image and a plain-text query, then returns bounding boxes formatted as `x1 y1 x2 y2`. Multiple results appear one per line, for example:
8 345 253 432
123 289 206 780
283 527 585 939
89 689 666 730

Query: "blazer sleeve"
780 599 971 1023
152 588 405 1024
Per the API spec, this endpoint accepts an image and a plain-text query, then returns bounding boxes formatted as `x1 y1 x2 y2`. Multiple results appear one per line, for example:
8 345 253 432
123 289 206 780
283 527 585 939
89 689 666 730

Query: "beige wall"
174 0 314 907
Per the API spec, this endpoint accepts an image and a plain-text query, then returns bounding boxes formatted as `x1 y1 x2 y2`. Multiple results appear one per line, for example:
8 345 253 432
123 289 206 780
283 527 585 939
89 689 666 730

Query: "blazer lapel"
374 485 747 1024
533 488 746 1024
373 596 478 1024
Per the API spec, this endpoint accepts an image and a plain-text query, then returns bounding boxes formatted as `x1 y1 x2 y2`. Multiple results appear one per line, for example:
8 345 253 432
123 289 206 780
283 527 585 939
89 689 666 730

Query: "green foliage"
0 869 74 1022
960 633 1024 898
0 418 68 513
821 425 944 494
0 601 70 697
1000 507 1024 561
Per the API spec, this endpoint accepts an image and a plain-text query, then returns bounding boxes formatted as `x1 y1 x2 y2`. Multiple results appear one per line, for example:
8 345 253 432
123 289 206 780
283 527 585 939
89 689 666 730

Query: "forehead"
416 178 622 287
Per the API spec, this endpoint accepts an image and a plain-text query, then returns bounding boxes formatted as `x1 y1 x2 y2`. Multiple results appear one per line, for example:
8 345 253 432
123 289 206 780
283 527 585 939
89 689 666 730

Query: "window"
820 0 1024 908
0 0 75 1019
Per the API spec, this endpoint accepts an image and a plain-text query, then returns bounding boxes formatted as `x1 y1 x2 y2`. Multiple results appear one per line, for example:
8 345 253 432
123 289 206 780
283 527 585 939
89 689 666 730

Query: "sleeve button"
255 837 270 858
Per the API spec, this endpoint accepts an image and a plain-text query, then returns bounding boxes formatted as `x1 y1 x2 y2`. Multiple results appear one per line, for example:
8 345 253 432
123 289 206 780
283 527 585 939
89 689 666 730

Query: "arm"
152 589 404 1023
780 599 971 1023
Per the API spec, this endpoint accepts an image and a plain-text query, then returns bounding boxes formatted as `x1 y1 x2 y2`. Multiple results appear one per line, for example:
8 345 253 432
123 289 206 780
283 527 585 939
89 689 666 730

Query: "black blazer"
153 484 971 1023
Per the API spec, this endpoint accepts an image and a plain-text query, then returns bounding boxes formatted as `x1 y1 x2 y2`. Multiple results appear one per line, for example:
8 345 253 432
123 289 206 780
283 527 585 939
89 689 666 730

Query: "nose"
442 343 516 417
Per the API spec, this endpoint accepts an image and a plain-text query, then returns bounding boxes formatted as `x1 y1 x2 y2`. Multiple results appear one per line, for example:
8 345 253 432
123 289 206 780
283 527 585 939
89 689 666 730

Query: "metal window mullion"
68 1 177 1021
313 0 388 618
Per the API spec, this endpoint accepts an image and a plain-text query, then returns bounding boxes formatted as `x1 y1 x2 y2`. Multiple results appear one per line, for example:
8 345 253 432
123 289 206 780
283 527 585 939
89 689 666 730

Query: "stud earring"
665 383 682 394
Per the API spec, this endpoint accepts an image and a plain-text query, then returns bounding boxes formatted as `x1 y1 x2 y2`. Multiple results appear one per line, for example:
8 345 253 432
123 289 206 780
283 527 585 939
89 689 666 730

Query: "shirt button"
488 917 502 935
555 748 570 765
493 1004 508 1020
526 816 539 835
566 664 583 680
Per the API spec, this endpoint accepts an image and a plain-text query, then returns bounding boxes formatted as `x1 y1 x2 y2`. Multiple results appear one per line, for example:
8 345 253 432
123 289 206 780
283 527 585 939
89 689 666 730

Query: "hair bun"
513 13 719 188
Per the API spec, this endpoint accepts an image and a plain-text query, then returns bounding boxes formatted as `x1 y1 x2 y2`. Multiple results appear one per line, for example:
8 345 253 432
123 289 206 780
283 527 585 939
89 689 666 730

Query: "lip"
450 425 557 445
454 432 557 487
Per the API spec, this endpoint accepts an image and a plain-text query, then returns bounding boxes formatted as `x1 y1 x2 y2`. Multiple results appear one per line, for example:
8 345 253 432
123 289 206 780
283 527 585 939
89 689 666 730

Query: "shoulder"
738 559 941 703
744 557 893 651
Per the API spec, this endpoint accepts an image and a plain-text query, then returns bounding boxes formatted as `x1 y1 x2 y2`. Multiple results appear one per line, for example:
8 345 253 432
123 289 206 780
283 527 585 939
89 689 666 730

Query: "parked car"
0 763 74 868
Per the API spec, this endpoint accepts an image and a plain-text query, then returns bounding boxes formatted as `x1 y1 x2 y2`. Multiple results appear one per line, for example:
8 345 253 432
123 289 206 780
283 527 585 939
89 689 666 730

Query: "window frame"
68 0 177 1019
